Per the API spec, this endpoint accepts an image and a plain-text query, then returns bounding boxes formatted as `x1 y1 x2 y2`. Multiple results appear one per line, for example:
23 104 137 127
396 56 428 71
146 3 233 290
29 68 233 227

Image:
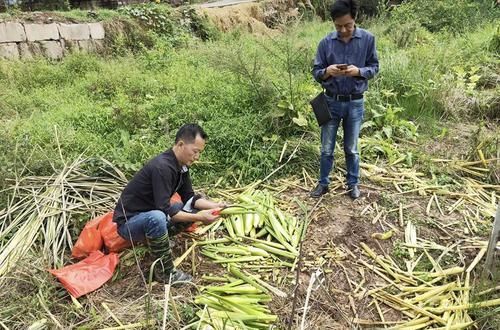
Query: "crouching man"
113 123 224 285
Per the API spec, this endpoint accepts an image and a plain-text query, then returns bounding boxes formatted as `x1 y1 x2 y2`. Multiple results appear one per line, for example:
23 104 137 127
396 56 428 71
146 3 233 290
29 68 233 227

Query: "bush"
0 11 498 195
389 0 490 33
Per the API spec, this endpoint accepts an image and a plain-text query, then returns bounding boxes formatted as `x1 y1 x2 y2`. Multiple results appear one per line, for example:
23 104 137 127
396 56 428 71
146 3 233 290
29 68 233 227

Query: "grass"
1 17 498 191
469 269 500 329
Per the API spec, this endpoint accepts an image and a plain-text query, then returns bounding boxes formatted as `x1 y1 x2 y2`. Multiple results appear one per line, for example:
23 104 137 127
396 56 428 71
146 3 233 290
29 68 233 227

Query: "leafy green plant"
363 102 418 141
256 32 317 132
179 6 219 41
119 4 178 36
389 0 485 33
360 136 402 164
489 25 500 53
447 65 481 95
386 21 435 48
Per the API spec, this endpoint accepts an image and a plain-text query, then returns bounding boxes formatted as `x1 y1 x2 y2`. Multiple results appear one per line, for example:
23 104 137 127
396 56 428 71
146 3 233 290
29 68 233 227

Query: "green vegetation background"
0 0 498 195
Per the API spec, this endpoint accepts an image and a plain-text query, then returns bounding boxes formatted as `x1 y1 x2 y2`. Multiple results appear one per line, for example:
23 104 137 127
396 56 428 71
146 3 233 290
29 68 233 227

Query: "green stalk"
198 238 231 246
232 215 245 237
207 245 251 256
229 265 267 293
206 285 262 294
246 246 270 257
264 225 298 255
208 311 277 322
213 256 263 264
244 213 254 235
255 227 268 238
252 243 297 260
201 275 228 282
224 218 236 238
267 209 290 242
201 250 223 261
243 236 288 250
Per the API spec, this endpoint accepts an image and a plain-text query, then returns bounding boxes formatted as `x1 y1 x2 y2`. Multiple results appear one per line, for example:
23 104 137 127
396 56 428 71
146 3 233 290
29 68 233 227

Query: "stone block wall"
0 21 106 60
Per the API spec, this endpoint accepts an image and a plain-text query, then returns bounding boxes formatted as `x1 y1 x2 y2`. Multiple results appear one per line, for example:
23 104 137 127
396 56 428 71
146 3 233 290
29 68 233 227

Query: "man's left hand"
199 209 221 224
216 201 228 208
344 65 361 77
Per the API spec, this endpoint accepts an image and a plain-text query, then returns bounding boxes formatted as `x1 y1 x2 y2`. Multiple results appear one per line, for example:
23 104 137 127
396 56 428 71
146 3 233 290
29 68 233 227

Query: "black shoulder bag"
309 90 332 126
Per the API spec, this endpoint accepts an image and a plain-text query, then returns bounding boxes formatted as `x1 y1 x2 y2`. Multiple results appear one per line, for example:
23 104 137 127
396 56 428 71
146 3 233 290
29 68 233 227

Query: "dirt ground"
1 122 496 329
86 123 499 329
90 181 493 329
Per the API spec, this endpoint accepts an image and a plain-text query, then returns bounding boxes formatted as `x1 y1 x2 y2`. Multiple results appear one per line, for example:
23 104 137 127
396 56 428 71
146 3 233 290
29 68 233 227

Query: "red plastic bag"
49 251 119 298
99 212 132 253
71 213 105 259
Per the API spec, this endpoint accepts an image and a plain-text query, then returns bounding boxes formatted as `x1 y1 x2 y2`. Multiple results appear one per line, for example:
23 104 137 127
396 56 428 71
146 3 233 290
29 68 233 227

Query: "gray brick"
18 42 33 59
25 23 59 42
0 22 26 43
58 23 90 40
88 23 105 40
0 42 19 59
39 40 63 60
93 39 105 53
78 39 95 52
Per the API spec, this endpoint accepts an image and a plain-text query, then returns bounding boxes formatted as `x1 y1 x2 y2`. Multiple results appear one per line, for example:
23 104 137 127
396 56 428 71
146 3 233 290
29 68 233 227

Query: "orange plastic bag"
49 251 119 298
99 212 132 253
71 213 104 259
171 192 182 204
73 193 183 256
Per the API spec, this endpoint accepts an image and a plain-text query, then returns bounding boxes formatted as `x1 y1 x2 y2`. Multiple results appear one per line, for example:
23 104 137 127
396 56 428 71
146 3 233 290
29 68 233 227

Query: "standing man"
113 124 224 285
310 0 379 199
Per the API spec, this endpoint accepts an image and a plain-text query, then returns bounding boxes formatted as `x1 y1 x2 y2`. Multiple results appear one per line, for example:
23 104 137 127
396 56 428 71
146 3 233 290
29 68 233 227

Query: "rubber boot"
148 233 193 286
167 222 191 237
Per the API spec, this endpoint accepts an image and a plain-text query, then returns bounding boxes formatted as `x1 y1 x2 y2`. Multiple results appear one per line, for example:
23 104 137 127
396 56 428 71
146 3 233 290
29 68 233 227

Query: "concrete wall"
0 21 105 60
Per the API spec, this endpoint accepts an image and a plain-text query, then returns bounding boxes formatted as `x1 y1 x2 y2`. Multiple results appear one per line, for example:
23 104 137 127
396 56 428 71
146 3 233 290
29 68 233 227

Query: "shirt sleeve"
312 39 328 83
151 166 177 217
359 35 379 80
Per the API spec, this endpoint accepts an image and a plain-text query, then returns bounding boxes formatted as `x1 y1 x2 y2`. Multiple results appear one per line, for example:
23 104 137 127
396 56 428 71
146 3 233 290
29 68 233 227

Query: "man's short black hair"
330 0 358 20
175 123 207 144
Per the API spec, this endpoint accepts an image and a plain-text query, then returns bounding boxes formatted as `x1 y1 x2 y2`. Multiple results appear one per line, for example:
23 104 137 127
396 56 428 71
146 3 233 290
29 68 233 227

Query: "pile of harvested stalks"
361 158 498 219
0 157 126 279
188 187 308 329
344 240 500 329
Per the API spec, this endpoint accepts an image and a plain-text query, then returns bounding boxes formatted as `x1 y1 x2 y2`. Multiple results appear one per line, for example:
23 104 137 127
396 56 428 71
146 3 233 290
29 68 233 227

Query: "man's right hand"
325 64 348 78
198 209 221 224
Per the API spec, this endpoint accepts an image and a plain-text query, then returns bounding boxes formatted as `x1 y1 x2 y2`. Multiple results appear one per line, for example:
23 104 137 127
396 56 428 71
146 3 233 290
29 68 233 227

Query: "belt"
324 91 363 101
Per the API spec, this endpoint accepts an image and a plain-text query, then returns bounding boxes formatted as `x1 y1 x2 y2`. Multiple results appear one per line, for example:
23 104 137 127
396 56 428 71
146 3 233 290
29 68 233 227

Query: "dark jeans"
319 96 364 187
117 197 195 242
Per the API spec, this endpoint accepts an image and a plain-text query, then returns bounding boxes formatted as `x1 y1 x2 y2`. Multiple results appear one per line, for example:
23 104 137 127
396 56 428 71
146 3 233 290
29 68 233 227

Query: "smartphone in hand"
337 64 348 70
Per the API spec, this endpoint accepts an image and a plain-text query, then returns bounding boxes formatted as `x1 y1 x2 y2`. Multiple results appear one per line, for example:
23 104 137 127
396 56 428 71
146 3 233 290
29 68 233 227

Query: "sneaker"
310 184 329 198
170 269 193 286
168 223 192 237
348 185 360 199
153 267 193 286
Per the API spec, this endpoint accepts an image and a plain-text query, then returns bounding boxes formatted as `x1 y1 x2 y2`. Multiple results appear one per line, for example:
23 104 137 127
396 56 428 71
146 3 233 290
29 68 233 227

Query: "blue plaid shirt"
312 28 379 95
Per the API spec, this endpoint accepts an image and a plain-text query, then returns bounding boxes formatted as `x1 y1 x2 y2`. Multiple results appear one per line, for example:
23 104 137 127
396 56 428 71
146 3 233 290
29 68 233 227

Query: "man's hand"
343 65 361 77
194 198 228 210
216 201 228 208
198 209 221 224
325 64 348 78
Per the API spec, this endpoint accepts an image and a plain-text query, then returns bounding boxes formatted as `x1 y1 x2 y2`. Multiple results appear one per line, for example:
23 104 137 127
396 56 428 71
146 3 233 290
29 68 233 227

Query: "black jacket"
113 149 199 225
